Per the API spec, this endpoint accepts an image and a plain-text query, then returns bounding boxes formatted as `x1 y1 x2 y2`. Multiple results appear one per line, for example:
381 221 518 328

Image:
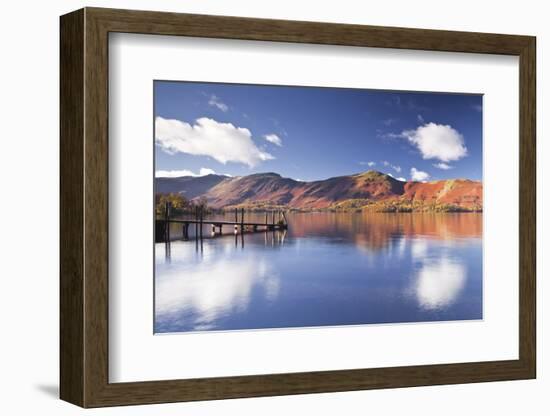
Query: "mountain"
155 174 227 199
155 170 482 212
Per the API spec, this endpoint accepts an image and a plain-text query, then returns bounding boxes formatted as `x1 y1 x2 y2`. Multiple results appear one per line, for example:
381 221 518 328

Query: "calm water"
155 213 482 333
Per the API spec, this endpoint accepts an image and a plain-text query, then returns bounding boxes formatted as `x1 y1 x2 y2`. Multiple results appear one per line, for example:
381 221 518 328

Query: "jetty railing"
155 203 288 243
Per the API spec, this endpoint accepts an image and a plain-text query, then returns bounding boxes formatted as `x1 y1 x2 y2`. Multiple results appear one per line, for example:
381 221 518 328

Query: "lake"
155 212 482 333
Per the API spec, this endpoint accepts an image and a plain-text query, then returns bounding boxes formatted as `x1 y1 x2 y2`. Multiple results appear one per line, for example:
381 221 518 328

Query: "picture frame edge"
59 7 537 408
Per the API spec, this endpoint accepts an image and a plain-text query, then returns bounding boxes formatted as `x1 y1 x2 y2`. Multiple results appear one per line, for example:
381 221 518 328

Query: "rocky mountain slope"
155 170 482 212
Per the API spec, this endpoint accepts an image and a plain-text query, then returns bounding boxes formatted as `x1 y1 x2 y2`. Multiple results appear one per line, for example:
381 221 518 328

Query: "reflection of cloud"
264 275 280 301
397 237 407 258
156 258 279 329
411 238 428 259
414 257 467 310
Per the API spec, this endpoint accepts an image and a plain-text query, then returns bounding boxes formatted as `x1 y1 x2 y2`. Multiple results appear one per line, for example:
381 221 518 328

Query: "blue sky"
154 81 482 182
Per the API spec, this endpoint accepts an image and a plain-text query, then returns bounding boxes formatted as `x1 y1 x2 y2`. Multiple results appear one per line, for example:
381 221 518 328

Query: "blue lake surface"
154 212 482 333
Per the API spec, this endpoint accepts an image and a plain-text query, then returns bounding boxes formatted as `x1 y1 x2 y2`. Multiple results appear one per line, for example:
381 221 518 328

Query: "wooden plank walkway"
166 219 287 227
155 206 288 242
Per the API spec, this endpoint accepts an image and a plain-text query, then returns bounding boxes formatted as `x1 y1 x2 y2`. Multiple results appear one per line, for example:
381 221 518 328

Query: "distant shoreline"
219 205 482 214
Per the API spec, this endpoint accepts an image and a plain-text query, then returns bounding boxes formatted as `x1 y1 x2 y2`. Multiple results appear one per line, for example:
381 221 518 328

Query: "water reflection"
414 257 467 310
156 213 482 333
156 248 280 332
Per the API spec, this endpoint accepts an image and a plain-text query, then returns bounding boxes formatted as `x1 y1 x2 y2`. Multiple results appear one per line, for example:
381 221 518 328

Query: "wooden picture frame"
60 7 536 408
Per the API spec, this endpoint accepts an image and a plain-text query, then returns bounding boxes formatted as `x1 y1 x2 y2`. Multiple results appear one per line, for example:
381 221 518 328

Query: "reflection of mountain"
155 170 482 212
287 212 482 251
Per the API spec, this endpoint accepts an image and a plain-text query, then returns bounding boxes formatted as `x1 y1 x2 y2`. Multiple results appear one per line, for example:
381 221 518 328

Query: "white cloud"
411 167 430 182
208 95 228 112
155 169 196 178
359 161 376 167
433 162 453 170
401 123 467 162
388 173 406 183
417 114 425 123
199 168 216 176
382 160 401 173
155 117 274 168
471 104 482 113
263 133 283 147
388 174 406 182
270 118 288 137
155 168 219 178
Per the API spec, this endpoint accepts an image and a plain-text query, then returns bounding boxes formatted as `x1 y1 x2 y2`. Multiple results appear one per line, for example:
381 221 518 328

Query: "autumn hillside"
155 170 482 212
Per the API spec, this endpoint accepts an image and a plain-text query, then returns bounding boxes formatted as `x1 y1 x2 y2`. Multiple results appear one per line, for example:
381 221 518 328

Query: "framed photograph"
60 7 536 408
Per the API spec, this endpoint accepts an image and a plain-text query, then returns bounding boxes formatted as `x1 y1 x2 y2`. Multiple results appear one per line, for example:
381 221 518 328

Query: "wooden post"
199 206 203 239
194 206 198 241
282 211 288 226
265 212 268 225
155 220 166 243
235 208 238 223
241 208 244 233
164 202 170 242
272 210 275 226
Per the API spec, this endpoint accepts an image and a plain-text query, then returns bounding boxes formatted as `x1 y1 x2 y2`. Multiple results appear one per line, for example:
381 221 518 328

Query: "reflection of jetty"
155 205 288 243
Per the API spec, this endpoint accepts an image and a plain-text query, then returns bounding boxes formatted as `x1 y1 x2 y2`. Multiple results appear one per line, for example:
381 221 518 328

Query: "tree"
196 196 208 212
155 193 189 217
418 193 427 210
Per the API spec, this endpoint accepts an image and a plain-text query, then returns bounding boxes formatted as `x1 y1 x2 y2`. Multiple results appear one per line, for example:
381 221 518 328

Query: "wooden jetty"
155 205 288 243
